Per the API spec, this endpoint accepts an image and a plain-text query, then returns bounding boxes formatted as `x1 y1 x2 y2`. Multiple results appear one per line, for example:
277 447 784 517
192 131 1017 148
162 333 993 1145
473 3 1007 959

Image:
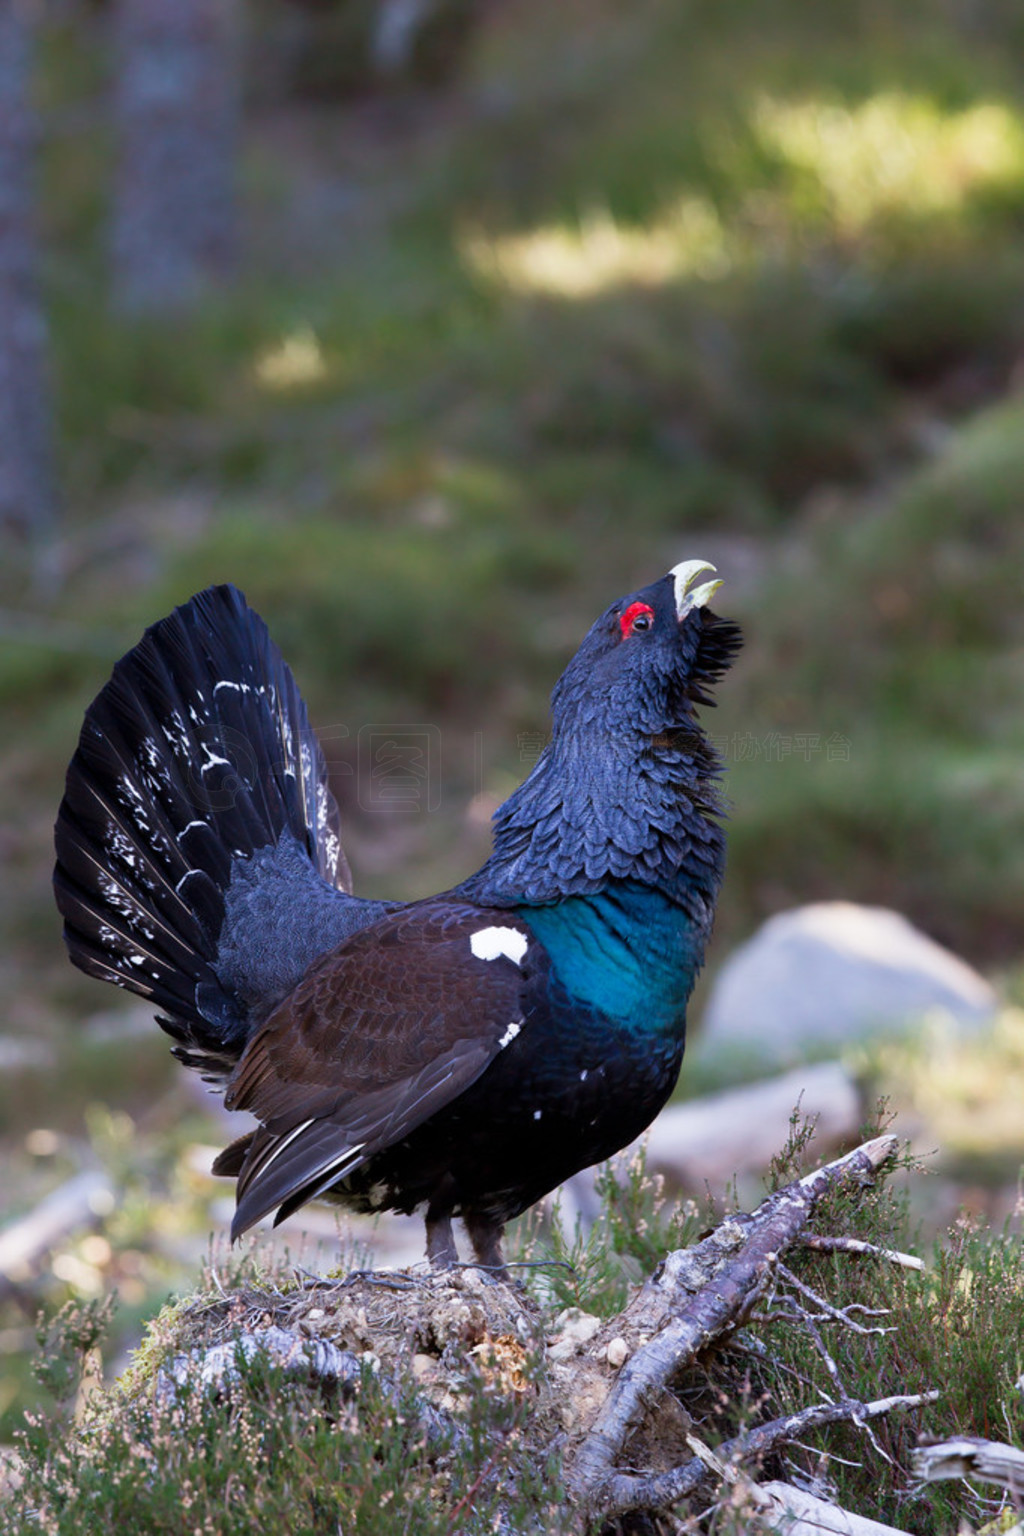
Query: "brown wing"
221 901 533 1236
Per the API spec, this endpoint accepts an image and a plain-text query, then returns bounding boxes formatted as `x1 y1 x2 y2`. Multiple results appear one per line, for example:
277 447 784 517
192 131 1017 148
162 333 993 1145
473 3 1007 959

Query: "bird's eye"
619 601 655 640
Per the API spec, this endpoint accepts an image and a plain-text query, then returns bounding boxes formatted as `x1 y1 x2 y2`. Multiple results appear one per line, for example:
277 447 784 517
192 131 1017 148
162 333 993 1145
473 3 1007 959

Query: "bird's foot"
425 1211 459 1269
463 1211 510 1283
425 1209 514 1284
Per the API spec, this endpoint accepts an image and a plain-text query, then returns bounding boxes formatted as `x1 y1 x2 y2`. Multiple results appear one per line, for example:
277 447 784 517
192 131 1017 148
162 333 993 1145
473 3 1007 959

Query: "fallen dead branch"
912 1435 1024 1497
567 1133 905 1520
595 1391 939 1522
154 1324 363 1406
0 1171 115 1284
754 1478 918 1534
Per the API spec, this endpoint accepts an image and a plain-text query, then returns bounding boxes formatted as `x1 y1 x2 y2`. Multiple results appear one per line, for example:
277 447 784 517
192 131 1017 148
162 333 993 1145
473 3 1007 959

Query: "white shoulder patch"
470 926 528 966
498 1020 522 1049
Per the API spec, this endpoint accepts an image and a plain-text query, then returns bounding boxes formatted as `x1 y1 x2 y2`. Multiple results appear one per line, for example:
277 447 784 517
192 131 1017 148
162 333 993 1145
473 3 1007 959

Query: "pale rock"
642 1062 861 1189
606 1337 629 1369
701 902 996 1062
411 1353 437 1382
547 1308 602 1361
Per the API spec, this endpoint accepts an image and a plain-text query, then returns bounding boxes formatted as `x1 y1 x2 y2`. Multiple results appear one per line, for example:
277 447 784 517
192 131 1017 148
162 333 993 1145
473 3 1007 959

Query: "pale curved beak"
669 558 722 618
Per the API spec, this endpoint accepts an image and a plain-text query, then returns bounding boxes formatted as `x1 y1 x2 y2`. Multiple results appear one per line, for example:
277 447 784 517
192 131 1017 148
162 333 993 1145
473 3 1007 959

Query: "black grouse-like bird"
54 561 741 1269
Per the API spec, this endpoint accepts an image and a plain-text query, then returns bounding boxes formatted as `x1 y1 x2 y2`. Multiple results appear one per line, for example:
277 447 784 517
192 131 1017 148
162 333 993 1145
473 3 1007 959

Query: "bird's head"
471 560 742 904
550 559 743 740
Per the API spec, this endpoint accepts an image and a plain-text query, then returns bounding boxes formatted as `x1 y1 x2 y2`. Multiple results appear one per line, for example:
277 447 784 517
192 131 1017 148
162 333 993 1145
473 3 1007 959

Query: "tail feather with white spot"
54 584 365 1081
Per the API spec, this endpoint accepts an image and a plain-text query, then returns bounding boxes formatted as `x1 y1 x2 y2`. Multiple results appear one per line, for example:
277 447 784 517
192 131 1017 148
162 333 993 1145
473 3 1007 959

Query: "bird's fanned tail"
53 584 360 1080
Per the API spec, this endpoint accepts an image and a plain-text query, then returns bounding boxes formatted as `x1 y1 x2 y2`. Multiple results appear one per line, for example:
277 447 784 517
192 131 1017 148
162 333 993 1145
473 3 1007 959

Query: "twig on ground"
912 1436 1024 1496
798 1234 924 1272
772 1263 893 1339
755 1478 918 1534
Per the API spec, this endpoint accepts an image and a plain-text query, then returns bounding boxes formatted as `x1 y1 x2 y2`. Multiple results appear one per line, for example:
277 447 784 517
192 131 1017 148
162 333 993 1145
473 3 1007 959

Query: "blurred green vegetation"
3 0 1024 1470
7 0 1022 987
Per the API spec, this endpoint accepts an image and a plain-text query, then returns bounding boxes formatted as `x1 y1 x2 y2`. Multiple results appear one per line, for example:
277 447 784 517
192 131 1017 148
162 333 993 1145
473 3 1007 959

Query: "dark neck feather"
461 721 727 925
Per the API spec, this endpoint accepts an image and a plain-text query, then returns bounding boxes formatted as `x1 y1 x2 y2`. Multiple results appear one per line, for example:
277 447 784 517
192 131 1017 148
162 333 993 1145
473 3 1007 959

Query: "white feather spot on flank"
470 927 528 966
498 1020 522 1049
579 1069 588 1081
533 1109 542 1120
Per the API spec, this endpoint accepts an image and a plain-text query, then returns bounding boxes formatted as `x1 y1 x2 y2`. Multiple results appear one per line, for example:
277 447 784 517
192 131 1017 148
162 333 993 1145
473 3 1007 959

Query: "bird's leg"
425 1206 458 1268
463 1210 508 1279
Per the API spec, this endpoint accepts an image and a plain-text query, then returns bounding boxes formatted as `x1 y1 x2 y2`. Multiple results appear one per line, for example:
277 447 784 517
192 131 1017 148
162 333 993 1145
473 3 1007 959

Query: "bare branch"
755 1479 918 1534
568 1134 900 1510
774 1262 894 1338
0 1172 115 1282
912 1437 1024 1496
597 1391 939 1520
799 1234 924 1272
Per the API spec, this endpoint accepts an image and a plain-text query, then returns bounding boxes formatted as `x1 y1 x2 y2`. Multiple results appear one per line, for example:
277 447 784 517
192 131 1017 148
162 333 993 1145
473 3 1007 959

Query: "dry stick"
799 1234 924 1272
755 1479 920 1536
765 1259 901 1469
912 1436 1024 1495
0 1170 115 1282
568 1134 900 1514
597 1390 939 1521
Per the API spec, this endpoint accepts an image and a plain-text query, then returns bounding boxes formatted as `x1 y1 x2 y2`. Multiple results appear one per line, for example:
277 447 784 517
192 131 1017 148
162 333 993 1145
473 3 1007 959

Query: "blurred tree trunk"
111 0 240 314
0 0 57 545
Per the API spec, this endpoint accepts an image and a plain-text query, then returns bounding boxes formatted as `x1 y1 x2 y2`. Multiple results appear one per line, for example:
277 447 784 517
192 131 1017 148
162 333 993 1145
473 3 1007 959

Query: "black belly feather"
336 1014 683 1226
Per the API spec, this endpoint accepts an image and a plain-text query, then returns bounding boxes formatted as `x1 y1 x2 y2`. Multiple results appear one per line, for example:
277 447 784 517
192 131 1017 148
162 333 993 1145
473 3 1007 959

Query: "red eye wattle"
619 601 655 639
